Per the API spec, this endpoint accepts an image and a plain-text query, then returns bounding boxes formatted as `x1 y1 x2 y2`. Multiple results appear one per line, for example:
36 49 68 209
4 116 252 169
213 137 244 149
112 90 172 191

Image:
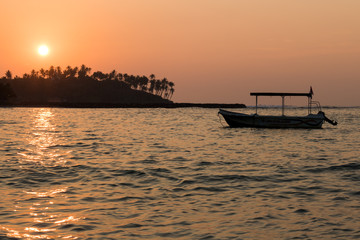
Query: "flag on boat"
310 86 314 98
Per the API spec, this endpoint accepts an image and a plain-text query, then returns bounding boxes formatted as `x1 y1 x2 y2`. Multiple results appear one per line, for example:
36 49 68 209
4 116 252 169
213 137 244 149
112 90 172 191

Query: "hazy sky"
1 0 359 106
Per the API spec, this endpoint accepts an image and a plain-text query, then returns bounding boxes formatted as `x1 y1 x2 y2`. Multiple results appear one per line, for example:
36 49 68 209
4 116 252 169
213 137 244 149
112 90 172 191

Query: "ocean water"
0 107 359 240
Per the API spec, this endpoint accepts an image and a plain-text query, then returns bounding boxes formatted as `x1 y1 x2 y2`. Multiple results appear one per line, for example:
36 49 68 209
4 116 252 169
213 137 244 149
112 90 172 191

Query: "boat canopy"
250 92 312 97
250 87 315 115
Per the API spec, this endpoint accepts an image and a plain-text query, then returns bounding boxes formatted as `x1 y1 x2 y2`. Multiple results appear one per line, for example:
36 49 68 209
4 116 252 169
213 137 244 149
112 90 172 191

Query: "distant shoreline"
0 102 246 109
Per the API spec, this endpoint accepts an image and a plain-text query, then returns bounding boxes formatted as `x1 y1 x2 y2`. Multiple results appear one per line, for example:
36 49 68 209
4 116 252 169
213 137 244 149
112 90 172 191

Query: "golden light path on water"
17 108 66 166
3 109 81 239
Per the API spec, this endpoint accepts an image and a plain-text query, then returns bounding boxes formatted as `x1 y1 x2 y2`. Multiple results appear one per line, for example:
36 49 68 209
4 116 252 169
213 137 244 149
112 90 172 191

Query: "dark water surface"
0 107 359 239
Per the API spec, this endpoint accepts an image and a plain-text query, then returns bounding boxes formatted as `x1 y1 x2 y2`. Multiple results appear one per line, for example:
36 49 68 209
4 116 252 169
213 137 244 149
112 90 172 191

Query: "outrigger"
218 87 337 128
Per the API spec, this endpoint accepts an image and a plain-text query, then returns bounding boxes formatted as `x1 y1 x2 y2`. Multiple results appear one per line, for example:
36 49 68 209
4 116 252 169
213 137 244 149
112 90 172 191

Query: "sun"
38 45 49 56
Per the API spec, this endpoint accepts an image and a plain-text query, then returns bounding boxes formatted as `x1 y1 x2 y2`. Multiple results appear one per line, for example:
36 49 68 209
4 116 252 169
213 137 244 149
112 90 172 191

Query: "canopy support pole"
255 96 258 114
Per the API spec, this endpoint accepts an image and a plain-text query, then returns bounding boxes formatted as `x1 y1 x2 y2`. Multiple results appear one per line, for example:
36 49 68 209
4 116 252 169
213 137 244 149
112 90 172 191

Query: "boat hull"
219 109 325 129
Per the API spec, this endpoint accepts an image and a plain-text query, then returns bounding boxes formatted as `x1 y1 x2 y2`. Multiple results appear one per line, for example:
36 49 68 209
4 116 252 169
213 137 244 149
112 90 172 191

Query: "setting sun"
38 45 49 56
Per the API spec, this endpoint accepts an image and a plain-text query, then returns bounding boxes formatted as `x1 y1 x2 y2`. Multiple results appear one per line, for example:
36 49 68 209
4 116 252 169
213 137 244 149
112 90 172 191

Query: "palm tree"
149 79 156 94
40 68 46 79
56 66 63 79
72 67 79 78
132 75 139 89
168 81 175 99
92 71 107 81
109 70 117 81
30 69 38 80
150 74 155 81
155 79 162 96
5 70 12 80
140 75 149 92
123 73 131 87
160 78 168 98
64 66 78 78
48 66 55 80
117 73 123 82
78 64 91 79
22 73 30 80
169 88 175 100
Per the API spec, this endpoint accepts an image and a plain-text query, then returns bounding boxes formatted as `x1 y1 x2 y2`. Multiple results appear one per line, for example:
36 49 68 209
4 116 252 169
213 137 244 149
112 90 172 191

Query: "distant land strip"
0 102 246 108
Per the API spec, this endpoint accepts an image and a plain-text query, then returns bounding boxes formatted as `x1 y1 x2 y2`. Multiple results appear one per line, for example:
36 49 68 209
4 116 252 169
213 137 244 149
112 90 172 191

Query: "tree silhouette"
78 64 91 79
92 71 107 81
64 66 78 78
168 81 175 100
155 79 162 96
49 66 55 79
117 73 123 82
148 79 156 94
5 70 12 80
0 65 175 104
56 66 63 79
160 78 168 98
40 68 46 79
30 69 38 80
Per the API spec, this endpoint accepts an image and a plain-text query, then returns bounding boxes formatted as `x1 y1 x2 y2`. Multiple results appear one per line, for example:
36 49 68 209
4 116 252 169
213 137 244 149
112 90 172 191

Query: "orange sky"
1 0 359 106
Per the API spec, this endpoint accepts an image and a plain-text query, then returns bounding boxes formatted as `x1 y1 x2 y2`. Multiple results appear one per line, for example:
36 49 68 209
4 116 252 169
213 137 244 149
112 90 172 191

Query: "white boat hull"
219 109 325 128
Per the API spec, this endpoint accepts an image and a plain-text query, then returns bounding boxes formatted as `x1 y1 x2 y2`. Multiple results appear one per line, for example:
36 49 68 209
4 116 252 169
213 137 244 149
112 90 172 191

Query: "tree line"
2 64 175 100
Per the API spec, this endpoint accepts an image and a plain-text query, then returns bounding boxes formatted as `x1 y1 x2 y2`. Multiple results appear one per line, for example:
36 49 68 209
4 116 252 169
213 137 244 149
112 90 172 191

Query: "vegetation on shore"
0 65 174 104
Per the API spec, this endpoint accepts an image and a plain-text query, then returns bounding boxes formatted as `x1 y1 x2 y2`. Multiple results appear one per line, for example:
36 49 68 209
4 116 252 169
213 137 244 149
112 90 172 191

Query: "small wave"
332 196 349 201
305 163 360 173
81 137 101 141
48 144 77 148
155 230 191 238
118 223 143 228
81 196 106 202
110 169 147 177
351 191 360 196
194 174 268 183
172 187 186 192
147 167 172 173
71 225 96 232
139 159 158 164
178 179 196 186
197 161 214 166
107 196 146 202
192 186 228 192
59 224 76 229
328 163 360 170
146 167 178 181
294 208 309 213
0 120 18 125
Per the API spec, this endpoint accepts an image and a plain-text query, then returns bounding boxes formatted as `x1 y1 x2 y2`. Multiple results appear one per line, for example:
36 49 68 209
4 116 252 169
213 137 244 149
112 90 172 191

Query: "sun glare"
38 45 49 56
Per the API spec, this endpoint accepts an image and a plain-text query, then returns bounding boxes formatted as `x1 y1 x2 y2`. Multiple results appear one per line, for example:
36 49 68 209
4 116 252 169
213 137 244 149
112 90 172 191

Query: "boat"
218 87 337 128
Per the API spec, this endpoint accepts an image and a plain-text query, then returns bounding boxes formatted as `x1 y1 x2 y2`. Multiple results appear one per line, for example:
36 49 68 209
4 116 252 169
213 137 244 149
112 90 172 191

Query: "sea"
0 107 359 240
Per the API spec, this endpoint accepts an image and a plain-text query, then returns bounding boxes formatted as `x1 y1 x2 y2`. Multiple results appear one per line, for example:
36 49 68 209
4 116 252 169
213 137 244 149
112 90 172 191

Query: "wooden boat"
218 88 337 128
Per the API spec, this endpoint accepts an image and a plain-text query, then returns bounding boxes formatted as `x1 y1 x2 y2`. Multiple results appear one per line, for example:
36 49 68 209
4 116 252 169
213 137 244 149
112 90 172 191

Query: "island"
0 65 246 108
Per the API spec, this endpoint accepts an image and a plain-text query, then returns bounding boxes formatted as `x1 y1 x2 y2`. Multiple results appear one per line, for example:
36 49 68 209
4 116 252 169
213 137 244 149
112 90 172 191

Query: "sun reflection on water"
3 187 82 239
18 108 68 167
26 188 68 198
1 109 81 239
